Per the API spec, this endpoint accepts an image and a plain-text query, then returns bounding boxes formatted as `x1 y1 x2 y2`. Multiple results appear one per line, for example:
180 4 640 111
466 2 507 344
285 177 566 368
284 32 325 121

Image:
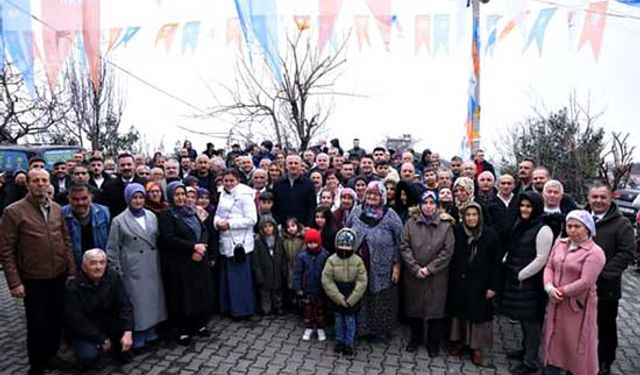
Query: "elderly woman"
334 188 357 230
214 169 258 319
346 181 403 342
145 181 168 215
502 191 554 375
448 202 501 365
106 183 167 351
542 210 606 375
400 191 454 357
158 181 213 345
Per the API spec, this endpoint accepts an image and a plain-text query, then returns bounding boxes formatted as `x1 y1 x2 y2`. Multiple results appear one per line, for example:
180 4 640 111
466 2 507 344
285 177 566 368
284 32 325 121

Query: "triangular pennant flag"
499 11 528 41
578 1 609 61
181 21 200 54
155 23 180 52
82 0 101 93
433 14 450 56
107 28 122 53
294 15 311 31
484 14 501 56
42 0 83 90
354 15 371 50
114 26 141 50
414 15 431 55
2 0 35 95
524 8 557 56
365 0 392 49
318 0 343 53
226 18 242 47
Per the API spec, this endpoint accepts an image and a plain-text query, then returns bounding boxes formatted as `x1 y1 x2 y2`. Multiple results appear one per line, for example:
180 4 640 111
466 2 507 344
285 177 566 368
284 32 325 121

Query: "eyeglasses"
149 190 162 194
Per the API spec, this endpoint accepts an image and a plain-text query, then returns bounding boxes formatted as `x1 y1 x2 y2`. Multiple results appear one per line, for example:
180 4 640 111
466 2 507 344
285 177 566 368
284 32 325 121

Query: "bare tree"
203 32 349 150
0 63 69 143
60 52 125 153
598 132 636 191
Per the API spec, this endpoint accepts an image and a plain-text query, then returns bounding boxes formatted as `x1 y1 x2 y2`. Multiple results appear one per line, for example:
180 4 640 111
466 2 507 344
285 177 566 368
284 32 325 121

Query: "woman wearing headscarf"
214 169 258 319
346 181 403 342
501 191 554 375
106 183 167 351
158 181 214 345
542 210 606 375
447 202 501 365
145 181 168 215
394 180 420 224
453 177 492 225
400 191 454 357
334 188 357 230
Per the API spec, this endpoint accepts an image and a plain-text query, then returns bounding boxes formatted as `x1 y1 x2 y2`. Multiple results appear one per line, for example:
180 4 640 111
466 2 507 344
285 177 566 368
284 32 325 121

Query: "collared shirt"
545 206 561 214
93 175 105 189
591 211 605 223
39 199 51 222
498 193 514 208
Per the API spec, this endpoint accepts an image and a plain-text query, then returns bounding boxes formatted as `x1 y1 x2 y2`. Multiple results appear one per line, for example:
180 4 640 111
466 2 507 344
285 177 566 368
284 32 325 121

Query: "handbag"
233 243 246 263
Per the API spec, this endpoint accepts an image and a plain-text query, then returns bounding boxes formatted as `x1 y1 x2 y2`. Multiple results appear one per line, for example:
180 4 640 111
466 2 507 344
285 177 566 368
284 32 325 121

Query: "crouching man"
64 248 134 369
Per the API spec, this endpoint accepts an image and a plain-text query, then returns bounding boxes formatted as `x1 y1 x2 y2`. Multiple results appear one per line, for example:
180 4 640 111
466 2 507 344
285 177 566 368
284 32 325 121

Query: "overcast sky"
30 0 640 160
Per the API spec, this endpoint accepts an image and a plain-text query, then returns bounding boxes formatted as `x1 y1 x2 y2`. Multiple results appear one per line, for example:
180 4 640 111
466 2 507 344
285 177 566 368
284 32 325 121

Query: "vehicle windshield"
43 149 79 169
0 150 30 172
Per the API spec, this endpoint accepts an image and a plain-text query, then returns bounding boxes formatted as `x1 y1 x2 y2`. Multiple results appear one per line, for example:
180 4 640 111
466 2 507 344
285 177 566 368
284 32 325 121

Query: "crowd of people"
0 138 638 375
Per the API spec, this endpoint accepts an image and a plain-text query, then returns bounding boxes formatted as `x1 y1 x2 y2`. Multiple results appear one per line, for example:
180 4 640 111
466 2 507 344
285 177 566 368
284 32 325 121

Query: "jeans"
133 327 158 349
334 312 356 347
73 334 122 367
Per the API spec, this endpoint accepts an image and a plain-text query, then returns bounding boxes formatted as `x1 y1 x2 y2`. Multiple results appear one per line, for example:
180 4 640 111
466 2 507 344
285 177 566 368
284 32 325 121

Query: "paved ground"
1 271 639 374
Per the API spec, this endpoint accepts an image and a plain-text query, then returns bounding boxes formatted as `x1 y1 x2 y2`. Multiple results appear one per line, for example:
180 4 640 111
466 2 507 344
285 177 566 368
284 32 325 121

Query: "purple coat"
542 238 605 375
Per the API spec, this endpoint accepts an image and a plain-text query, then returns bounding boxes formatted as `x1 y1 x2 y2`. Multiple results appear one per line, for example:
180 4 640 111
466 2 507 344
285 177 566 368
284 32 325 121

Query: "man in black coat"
65 249 133 368
272 155 316 226
102 154 143 219
586 183 636 375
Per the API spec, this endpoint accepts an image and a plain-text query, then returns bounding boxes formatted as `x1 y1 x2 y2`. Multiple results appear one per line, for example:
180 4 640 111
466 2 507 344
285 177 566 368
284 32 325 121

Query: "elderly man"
65 249 134 368
164 158 181 184
311 153 330 177
460 161 477 180
586 183 637 375
541 180 569 240
63 184 111 268
531 166 577 213
272 155 316 226
400 162 417 182
0 168 76 374
437 169 453 190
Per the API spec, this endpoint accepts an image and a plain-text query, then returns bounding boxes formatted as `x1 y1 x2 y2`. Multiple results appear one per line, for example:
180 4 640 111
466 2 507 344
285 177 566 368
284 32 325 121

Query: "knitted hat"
124 183 146 206
335 228 357 250
304 228 322 246
565 209 596 237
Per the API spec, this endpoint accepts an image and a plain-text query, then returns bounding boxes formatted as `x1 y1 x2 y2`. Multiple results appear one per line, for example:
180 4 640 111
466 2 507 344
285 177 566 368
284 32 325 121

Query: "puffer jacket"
214 183 257 257
321 253 368 312
292 247 329 296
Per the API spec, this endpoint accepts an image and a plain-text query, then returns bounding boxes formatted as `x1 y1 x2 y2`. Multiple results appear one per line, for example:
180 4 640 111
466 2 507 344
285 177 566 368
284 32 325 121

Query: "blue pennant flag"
182 21 201 54
114 26 141 50
2 0 34 95
433 14 450 56
484 14 501 56
616 0 640 7
524 8 557 56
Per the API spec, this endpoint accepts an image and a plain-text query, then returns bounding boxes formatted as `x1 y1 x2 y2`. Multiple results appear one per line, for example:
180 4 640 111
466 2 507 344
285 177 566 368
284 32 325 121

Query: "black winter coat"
252 235 286 290
64 270 133 343
448 225 501 323
102 175 145 219
588 203 637 301
272 175 317 226
158 210 214 320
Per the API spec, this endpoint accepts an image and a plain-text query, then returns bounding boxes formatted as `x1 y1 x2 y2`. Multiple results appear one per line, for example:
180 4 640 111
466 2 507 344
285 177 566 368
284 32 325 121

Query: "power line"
531 0 640 22
4 0 208 114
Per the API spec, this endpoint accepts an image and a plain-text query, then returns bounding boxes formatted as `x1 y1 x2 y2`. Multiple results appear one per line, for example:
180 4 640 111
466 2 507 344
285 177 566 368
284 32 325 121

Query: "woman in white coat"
214 169 258 318
106 183 167 351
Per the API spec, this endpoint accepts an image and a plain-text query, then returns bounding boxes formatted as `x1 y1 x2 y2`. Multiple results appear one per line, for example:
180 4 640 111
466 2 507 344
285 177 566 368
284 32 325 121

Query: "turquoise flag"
433 14 450 56
182 21 201 54
2 0 34 94
524 8 557 56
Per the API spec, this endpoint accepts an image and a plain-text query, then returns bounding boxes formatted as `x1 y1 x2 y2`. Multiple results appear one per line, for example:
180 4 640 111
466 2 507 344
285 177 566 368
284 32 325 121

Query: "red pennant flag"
578 1 608 61
155 23 180 52
42 0 83 90
83 0 101 93
107 28 123 53
354 15 371 50
365 0 392 49
499 11 528 41
415 15 431 55
226 18 241 48
294 15 310 31
318 0 343 52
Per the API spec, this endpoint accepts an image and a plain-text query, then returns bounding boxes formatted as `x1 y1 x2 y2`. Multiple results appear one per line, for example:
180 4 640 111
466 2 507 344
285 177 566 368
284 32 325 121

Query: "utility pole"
470 0 481 154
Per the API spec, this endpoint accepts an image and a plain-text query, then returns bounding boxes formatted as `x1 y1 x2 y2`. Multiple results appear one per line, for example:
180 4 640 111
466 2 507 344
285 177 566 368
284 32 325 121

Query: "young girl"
252 215 286 315
313 206 338 255
282 218 305 312
293 229 329 341
318 188 335 210
321 228 368 357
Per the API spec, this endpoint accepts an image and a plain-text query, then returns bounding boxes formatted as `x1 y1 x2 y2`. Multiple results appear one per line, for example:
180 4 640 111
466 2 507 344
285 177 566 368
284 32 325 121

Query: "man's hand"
194 243 207 255
391 263 401 284
102 338 112 352
485 290 496 299
192 252 203 262
10 284 25 299
120 331 133 352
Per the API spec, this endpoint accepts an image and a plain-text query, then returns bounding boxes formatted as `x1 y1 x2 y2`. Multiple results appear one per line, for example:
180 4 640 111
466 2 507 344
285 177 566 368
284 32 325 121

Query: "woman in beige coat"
400 191 455 357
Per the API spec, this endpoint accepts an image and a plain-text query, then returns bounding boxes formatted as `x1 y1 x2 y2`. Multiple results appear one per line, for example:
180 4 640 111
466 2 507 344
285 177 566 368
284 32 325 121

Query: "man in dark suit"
272 155 316 226
102 154 143 219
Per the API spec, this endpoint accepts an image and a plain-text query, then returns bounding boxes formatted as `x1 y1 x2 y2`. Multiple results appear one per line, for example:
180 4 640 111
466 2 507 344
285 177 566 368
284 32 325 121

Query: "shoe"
114 351 133 364
177 334 191 346
302 328 313 341
448 342 463 356
317 329 327 341
44 356 75 371
405 341 420 353
427 345 440 358
343 346 355 358
131 347 147 356
334 342 344 354
598 363 611 375
471 349 483 366
512 363 538 375
506 349 525 360
196 326 211 337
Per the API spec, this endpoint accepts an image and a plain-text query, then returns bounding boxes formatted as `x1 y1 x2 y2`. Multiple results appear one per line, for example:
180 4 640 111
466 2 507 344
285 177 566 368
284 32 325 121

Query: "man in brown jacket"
0 168 77 375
